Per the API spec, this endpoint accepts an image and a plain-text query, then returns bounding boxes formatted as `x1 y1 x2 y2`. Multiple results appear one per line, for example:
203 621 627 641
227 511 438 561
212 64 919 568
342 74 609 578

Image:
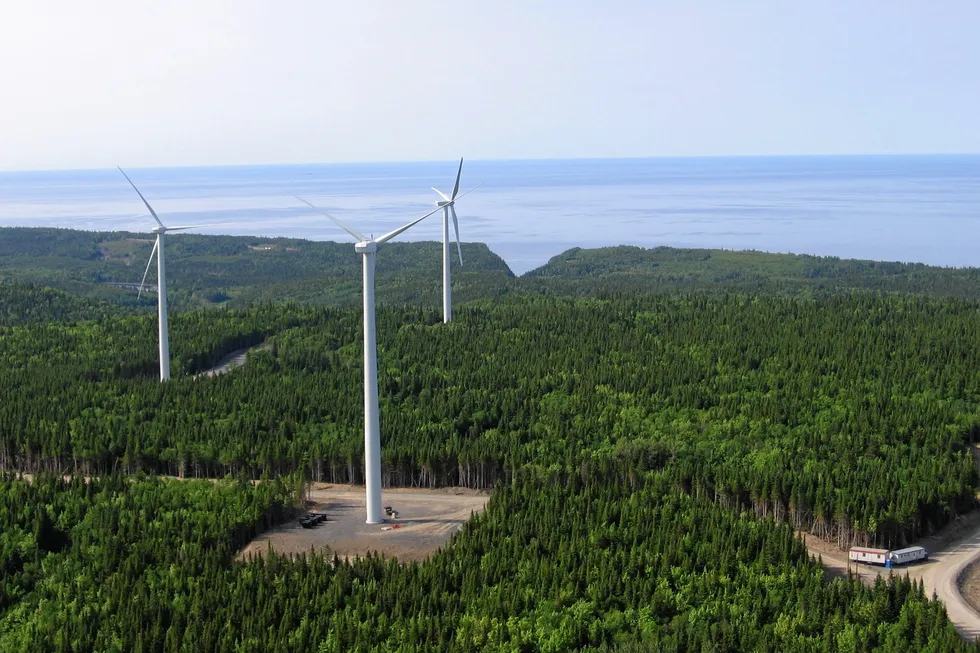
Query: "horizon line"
2 151 979 175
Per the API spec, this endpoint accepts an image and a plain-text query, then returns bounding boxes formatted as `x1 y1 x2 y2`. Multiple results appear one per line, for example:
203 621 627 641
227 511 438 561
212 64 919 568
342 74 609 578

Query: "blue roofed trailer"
888 546 928 565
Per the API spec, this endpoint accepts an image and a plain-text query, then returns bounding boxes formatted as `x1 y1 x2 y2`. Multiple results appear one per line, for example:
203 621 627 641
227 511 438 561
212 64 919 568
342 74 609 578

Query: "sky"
0 1 977 171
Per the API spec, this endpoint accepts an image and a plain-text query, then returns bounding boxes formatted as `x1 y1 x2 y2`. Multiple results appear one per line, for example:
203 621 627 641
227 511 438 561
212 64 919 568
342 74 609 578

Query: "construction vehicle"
298 512 327 529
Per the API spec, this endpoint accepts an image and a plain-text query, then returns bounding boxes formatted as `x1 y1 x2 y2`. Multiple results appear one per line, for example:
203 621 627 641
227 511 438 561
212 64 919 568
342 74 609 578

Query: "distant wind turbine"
431 158 480 323
296 196 443 524
119 167 214 382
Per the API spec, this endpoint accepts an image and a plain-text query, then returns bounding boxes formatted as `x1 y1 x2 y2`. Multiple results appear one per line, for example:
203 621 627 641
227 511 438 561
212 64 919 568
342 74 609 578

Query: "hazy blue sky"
1 1 977 170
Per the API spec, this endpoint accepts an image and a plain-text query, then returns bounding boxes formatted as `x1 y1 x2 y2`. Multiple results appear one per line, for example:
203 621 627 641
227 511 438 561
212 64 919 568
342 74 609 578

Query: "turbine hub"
151 225 166 234
436 200 452 207
355 241 378 253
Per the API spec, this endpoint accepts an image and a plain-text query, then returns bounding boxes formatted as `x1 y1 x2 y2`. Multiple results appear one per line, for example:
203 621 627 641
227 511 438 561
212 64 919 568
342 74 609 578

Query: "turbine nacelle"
355 240 378 253
151 225 167 234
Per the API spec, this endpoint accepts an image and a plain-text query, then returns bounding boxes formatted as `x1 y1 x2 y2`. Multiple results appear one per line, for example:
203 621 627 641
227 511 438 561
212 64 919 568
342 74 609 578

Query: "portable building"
848 547 889 565
888 546 928 565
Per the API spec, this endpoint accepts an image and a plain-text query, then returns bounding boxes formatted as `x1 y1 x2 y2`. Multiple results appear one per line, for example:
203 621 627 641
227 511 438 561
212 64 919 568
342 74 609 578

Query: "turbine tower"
297 196 442 524
430 158 479 323
119 167 210 382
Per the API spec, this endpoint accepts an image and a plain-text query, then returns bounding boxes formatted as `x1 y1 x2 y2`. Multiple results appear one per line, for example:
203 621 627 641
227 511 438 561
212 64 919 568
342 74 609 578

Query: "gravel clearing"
237 484 489 563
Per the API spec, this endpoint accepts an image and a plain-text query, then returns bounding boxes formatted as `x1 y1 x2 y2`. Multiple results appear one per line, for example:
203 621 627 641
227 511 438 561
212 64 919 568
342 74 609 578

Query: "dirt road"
930 531 980 641
193 342 272 379
805 512 980 641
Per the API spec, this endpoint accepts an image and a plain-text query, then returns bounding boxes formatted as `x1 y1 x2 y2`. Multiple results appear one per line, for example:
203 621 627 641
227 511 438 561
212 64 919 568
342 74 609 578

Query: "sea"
0 155 977 275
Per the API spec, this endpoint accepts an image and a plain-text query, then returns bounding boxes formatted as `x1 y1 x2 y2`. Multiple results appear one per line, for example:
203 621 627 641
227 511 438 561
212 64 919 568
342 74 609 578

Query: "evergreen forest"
0 473 969 651
2 228 980 651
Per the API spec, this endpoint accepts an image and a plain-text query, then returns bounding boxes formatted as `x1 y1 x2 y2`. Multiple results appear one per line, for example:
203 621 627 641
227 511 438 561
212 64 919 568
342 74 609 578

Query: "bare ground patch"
193 342 272 379
961 563 980 614
97 238 152 262
237 485 490 563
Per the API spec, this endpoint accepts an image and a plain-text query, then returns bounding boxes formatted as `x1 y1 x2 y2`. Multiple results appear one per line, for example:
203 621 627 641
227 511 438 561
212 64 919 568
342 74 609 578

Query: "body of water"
0 155 977 275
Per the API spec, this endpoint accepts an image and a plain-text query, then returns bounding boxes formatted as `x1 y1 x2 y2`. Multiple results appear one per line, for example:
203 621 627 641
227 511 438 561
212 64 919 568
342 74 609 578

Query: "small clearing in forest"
237 485 489 563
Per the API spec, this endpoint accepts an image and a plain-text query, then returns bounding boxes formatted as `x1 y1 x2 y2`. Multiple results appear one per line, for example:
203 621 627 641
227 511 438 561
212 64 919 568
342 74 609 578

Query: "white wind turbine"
296 196 443 524
119 167 213 382
430 158 479 323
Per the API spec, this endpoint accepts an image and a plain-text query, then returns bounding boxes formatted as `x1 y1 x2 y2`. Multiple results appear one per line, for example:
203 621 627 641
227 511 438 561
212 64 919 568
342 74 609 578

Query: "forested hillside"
525 246 980 299
0 227 513 310
6 229 980 317
0 472 970 652
2 295 977 548
6 228 980 649
0 281 117 326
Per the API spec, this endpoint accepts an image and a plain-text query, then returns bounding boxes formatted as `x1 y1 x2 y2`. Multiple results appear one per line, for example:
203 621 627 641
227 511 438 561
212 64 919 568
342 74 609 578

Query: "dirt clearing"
237 485 490 563
194 342 272 379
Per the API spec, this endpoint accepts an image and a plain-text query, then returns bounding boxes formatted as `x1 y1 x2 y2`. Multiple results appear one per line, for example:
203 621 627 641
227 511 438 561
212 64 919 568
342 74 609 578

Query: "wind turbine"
118 167 212 382
296 196 443 524
430 158 479 323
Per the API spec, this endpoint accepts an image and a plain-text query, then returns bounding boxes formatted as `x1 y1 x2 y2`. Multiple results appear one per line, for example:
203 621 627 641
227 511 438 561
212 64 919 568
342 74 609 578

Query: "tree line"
9 229 980 318
1 293 978 547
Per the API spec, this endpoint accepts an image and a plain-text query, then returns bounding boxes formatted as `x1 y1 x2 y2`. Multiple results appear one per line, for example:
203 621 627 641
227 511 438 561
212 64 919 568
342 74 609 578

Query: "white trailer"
848 547 889 565
887 546 928 565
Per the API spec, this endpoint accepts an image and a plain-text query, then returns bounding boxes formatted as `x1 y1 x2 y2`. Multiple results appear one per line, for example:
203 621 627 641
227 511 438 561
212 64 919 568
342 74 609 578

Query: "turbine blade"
450 157 463 200
375 205 443 244
453 182 483 201
450 204 463 266
137 237 159 300
166 224 221 231
431 187 451 202
295 196 365 241
118 167 165 228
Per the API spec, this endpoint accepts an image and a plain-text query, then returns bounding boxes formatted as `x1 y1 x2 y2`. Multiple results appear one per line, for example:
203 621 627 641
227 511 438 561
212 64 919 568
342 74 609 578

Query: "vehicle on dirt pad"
298 513 327 529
